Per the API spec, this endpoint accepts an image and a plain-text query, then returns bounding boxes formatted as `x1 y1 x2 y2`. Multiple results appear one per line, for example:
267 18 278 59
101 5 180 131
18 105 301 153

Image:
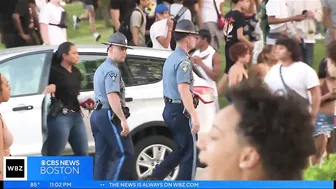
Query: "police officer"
151 19 201 180
90 32 135 180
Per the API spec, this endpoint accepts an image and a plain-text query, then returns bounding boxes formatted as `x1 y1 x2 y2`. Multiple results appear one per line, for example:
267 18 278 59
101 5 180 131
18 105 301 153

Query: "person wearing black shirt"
42 42 89 156
0 0 25 48
12 0 34 46
216 0 254 96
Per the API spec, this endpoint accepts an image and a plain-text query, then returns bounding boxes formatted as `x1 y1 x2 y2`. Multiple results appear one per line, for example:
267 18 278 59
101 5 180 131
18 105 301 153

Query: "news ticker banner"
2 181 334 189
3 156 93 181
1 156 334 189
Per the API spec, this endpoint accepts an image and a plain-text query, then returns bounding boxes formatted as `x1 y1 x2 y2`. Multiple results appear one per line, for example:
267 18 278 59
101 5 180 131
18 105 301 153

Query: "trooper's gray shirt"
93 58 126 107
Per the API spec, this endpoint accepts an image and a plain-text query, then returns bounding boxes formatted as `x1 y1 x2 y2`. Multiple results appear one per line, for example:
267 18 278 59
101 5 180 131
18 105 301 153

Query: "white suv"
0 45 216 180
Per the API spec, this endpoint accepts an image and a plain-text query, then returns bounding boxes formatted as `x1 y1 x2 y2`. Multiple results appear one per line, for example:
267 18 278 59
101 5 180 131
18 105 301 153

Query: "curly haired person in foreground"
197 78 315 180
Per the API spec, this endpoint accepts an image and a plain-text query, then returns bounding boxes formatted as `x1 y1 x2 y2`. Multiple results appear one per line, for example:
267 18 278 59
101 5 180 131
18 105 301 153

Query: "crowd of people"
1 0 336 182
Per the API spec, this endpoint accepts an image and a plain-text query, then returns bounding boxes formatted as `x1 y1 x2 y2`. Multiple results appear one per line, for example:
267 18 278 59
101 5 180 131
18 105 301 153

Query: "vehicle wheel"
133 136 179 180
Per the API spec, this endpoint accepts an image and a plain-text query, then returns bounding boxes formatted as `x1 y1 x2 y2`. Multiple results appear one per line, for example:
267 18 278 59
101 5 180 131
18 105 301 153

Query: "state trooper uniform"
90 32 135 180
151 20 199 180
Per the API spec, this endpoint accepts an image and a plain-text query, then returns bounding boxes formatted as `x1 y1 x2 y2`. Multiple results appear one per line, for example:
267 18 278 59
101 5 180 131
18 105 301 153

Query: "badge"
108 72 118 81
180 61 190 72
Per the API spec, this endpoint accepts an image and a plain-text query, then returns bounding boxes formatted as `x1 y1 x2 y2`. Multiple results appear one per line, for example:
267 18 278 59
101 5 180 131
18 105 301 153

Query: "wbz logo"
4 157 27 180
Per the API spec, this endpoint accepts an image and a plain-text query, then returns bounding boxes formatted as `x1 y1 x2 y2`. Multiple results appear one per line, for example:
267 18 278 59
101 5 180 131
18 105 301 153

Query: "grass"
0 2 327 107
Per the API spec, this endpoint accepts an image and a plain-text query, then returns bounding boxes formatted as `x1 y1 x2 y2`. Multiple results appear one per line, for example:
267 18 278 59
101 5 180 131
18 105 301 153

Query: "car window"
124 56 164 86
0 53 47 97
75 55 105 91
76 54 164 90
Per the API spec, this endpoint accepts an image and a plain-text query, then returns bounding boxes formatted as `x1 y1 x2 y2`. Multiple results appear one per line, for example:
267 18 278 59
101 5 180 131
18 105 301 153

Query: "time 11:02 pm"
49 182 72 187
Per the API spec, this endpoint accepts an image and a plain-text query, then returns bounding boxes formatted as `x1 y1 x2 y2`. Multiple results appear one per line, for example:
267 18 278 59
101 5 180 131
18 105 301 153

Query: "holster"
111 106 131 125
48 97 64 117
94 101 103 110
183 96 199 118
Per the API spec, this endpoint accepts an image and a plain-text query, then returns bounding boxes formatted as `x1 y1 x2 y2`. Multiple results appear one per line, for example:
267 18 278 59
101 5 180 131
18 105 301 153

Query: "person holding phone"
192 29 221 110
42 42 90 156
286 0 323 67
150 4 173 49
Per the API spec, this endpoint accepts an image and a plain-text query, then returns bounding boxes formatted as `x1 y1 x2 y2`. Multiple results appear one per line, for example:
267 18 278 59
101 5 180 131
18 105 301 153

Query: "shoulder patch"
108 72 118 81
180 60 191 72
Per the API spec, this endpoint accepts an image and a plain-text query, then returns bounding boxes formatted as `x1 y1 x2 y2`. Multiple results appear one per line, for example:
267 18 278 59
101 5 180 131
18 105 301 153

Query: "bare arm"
237 28 254 49
107 93 126 122
268 16 295 25
220 2 224 14
194 3 203 28
131 27 141 46
323 6 334 31
313 4 323 23
309 86 321 119
156 31 172 49
197 53 222 81
29 3 39 29
40 23 49 44
0 117 4 180
178 83 196 117
12 13 25 35
255 0 261 12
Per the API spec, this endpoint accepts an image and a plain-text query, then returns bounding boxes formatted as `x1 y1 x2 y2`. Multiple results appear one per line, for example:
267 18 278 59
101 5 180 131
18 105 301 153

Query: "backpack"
169 6 188 50
118 8 144 45
260 0 270 43
49 11 68 28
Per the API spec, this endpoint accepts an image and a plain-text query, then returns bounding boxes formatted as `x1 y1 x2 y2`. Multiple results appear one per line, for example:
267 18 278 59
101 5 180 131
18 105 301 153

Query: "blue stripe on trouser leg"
107 110 125 180
90 109 135 180
152 103 196 180
189 118 197 180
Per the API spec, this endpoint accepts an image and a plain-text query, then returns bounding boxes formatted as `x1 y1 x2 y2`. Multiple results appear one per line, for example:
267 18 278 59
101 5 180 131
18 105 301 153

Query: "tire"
132 135 178 180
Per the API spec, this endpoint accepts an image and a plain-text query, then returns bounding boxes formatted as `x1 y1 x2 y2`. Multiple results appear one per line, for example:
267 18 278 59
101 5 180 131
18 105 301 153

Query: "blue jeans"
303 43 314 67
314 113 334 137
90 109 135 180
42 112 88 156
152 103 197 180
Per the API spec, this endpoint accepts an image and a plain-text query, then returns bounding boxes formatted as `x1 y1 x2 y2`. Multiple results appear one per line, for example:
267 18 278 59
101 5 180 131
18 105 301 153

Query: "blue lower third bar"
3 181 334 189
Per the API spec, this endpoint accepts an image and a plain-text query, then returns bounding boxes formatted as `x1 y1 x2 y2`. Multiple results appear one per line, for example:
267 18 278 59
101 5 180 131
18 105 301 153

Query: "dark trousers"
152 103 197 180
90 109 135 180
42 112 88 156
303 43 314 67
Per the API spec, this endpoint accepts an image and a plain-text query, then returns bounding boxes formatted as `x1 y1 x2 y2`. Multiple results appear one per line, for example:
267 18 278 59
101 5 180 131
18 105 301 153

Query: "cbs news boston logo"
3 156 27 180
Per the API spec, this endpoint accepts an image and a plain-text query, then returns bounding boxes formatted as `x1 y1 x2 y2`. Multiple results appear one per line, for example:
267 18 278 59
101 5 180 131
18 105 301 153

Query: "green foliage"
304 154 336 180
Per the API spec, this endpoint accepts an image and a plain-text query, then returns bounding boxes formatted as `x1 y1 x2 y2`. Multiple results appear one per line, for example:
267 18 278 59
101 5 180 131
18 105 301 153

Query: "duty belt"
164 96 182 104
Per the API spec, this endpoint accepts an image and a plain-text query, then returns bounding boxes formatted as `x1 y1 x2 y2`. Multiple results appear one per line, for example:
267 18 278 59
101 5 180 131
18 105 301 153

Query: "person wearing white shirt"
265 0 306 45
199 0 224 51
35 0 47 15
264 37 321 124
39 0 67 45
191 29 222 110
287 0 322 67
150 4 173 49
169 0 192 22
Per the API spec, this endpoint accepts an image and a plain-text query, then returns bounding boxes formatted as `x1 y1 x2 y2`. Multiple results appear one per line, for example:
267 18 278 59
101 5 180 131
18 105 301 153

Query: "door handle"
125 97 133 102
13 105 34 111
